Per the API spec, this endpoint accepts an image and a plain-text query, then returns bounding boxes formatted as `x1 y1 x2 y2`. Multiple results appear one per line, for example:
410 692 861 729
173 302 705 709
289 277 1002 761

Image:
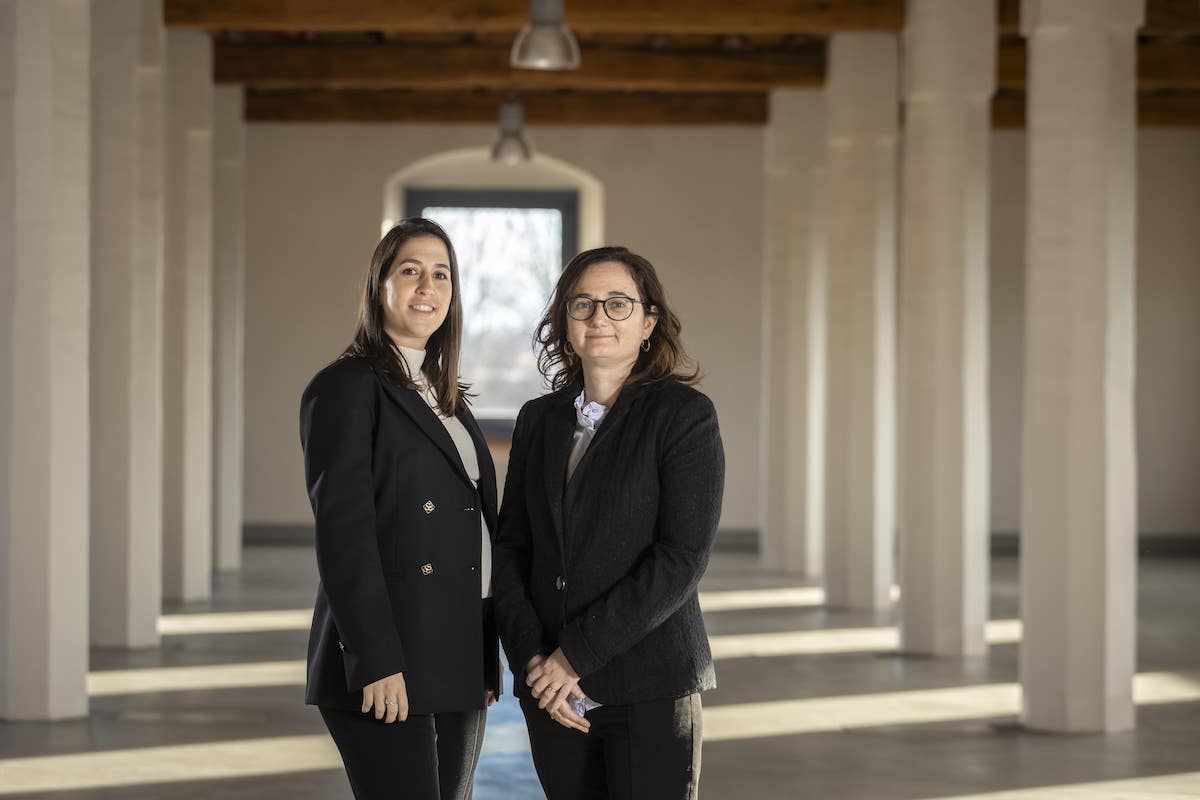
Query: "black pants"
520 693 702 800
320 706 487 800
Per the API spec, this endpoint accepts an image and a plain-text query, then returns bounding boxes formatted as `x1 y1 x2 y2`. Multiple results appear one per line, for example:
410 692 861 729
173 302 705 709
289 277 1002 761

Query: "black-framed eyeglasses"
565 295 649 322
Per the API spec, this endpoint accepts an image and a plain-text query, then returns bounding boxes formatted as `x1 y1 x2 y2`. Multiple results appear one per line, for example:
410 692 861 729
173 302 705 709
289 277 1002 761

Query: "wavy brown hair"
342 218 469 416
535 246 700 392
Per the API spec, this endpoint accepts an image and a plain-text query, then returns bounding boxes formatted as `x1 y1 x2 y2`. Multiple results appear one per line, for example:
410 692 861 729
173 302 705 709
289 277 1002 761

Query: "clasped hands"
526 648 591 733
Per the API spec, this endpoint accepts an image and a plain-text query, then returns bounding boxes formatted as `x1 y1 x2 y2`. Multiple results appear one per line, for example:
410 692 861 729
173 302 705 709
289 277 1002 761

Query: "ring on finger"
383 698 397 707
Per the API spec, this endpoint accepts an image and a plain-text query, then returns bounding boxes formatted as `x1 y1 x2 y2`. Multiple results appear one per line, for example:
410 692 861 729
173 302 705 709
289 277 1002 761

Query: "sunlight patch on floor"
707 619 1022 659
703 671 1200 742
158 609 312 636
87 660 306 696
698 586 825 611
930 770 1200 799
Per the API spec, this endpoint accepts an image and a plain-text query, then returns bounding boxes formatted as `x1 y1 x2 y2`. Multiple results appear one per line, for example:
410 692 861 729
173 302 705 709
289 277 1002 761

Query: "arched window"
383 150 603 432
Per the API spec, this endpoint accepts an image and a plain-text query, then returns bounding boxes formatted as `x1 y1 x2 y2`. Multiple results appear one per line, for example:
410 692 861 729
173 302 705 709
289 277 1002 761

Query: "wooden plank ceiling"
164 0 1200 127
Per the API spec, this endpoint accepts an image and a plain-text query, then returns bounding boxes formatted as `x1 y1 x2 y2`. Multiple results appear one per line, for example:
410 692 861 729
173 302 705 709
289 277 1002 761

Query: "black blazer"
493 378 725 706
299 356 501 714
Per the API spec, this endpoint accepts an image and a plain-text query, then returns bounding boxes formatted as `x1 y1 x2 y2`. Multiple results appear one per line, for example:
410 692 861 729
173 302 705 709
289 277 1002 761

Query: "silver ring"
383 698 397 706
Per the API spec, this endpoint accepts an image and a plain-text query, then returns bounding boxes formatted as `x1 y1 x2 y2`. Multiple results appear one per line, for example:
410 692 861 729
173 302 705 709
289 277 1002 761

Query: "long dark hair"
342 218 468 416
534 246 700 392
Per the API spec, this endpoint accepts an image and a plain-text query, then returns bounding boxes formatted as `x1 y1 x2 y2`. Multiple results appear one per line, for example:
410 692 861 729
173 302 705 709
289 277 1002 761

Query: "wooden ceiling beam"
997 39 1200 91
1132 91 1200 126
167 0 904 35
243 87 1200 127
244 89 768 125
991 90 1200 128
215 42 825 92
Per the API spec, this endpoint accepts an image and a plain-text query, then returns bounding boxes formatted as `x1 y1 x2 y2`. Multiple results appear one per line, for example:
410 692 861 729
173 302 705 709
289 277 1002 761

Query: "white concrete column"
1019 0 1143 733
212 86 245 572
163 29 214 602
822 34 899 610
897 0 995 657
762 89 827 578
90 0 165 649
0 0 91 720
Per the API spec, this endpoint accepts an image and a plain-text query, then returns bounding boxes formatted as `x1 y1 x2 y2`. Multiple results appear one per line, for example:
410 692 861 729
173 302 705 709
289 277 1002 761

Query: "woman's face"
381 235 452 350
565 260 657 372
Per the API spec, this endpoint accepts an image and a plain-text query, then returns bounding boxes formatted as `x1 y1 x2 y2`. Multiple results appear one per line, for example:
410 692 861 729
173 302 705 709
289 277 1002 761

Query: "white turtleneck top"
398 346 492 598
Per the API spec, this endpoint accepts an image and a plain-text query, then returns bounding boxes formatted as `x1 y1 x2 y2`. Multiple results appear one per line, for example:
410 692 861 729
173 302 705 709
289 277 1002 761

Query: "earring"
641 338 651 352
564 341 575 356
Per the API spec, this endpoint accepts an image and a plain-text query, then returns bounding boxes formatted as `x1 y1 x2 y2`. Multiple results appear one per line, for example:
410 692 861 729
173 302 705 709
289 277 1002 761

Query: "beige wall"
244 123 765 530
244 123 1199 539
989 128 1200 535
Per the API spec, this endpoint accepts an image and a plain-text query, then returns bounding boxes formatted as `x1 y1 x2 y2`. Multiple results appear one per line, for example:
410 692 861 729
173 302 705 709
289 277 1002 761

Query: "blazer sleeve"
558 392 725 677
491 401 549 686
300 363 407 691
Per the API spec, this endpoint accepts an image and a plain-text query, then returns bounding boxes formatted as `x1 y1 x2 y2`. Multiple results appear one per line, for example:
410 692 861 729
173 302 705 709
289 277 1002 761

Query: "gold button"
421 563 434 576
422 500 435 514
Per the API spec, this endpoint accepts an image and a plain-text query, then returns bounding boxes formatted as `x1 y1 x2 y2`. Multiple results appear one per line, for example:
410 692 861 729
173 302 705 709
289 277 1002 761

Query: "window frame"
406 188 578 267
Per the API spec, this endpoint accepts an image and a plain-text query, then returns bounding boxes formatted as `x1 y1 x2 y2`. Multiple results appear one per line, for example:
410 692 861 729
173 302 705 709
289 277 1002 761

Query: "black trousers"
520 693 702 800
320 706 487 800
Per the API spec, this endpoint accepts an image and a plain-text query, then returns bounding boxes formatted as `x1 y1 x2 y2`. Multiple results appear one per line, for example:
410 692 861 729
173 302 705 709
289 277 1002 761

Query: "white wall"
244 123 765 530
989 128 1200 536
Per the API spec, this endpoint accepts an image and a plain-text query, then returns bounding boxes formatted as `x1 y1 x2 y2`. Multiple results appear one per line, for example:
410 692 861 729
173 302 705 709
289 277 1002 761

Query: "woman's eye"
434 272 449 280
401 266 418 276
610 299 629 311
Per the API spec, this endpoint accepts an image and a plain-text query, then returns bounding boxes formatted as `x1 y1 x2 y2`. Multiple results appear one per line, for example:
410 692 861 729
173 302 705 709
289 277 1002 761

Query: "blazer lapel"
378 378 472 487
457 405 498 536
543 392 577 551
563 382 644 503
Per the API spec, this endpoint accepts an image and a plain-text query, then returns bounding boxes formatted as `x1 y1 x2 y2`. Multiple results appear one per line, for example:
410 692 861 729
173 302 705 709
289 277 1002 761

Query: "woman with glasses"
493 246 725 799
299 218 500 800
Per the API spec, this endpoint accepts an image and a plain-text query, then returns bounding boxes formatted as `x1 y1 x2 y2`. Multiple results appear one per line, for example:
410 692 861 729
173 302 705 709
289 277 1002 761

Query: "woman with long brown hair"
299 218 500 799
493 246 725 799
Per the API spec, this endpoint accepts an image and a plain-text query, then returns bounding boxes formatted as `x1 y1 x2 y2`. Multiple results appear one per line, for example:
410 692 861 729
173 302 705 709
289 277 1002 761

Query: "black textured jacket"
492 378 725 705
299 356 501 714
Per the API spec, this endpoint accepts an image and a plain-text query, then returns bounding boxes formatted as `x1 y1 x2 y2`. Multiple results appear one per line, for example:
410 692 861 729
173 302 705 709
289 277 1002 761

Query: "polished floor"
0 546 1198 799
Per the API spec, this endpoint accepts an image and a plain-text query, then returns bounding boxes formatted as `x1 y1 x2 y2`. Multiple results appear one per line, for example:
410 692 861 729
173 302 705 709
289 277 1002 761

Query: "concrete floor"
0 546 1197 799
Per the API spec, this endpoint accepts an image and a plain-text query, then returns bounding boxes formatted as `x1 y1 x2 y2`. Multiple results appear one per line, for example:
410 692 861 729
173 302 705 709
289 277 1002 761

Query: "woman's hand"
550 687 591 733
362 671 409 723
527 648 590 732
524 653 546 693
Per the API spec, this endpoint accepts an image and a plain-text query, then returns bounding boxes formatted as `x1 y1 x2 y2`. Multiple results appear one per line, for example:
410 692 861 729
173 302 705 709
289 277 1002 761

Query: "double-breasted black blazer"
492 378 725 706
299 355 501 714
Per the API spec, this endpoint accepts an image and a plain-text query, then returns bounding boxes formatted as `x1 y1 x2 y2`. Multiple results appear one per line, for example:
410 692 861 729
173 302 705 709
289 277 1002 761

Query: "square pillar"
212 85 245 573
162 28 214 602
0 0 92 720
897 0 995 657
762 89 827 578
90 0 165 649
823 34 900 610
1019 0 1144 733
